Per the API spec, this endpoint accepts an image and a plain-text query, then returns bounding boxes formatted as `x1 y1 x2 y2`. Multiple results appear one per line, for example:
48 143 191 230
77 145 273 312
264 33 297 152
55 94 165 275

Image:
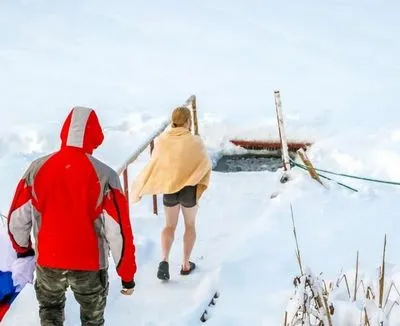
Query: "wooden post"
274 90 290 171
191 96 199 135
186 95 199 135
297 148 324 186
150 140 158 215
123 168 129 200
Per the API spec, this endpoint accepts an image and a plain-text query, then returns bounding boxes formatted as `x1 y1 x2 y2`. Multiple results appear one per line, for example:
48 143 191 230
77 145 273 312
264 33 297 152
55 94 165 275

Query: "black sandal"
180 261 196 275
157 261 170 280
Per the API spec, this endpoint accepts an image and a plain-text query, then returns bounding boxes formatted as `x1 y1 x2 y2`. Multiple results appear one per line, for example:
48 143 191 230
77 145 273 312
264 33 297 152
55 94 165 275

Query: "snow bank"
1 0 400 324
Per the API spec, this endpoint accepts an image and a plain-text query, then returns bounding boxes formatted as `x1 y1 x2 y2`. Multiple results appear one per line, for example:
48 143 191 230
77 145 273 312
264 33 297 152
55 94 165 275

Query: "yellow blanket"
130 127 212 204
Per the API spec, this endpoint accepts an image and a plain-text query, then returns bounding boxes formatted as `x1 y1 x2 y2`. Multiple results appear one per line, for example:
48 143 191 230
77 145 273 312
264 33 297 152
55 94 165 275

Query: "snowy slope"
1 0 400 130
3 169 281 325
1 0 400 325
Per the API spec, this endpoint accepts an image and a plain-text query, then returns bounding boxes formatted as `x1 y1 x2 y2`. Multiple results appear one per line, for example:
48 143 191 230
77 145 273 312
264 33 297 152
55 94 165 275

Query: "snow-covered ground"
2 0 400 325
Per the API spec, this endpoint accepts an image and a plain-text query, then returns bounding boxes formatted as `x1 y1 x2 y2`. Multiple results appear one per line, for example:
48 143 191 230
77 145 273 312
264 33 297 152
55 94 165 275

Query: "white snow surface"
1 0 400 325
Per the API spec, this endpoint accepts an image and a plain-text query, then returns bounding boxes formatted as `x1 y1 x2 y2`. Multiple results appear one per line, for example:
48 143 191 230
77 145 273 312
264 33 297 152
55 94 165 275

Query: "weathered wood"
185 95 199 135
297 148 324 186
192 96 199 136
230 139 312 151
274 90 290 171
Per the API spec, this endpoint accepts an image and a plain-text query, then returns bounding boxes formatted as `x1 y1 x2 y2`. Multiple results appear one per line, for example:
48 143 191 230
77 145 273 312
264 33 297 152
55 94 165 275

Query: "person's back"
8 107 136 326
130 106 211 281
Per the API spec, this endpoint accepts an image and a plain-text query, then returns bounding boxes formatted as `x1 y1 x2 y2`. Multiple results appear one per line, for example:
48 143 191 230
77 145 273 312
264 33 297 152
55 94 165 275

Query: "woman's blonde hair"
171 106 192 128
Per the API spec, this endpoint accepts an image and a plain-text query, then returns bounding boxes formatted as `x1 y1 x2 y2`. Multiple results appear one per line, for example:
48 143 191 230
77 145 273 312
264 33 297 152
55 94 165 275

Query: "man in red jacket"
7 107 136 326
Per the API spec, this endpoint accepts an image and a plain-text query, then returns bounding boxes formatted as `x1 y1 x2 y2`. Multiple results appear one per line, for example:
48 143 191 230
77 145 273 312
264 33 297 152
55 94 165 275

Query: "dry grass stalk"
0 212 6 228
284 311 287 326
290 204 304 275
354 250 359 301
322 280 330 294
386 300 399 318
337 274 351 299
366 286 375 300
357 280 366 297
384 282 400 309
379 235 387 308
357 280 375 301
322 295 333 326
364 307 371 326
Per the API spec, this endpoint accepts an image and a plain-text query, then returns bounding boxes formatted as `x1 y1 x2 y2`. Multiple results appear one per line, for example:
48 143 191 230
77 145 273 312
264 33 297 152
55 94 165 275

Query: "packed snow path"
3 170 276 325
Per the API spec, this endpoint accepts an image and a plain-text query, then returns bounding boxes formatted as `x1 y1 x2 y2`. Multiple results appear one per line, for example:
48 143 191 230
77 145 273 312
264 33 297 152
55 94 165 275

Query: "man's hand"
120 287 134 295
121 279 135 296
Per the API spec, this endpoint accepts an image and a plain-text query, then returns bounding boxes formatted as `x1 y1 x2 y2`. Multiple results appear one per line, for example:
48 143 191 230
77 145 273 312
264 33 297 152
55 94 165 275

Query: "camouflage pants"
35 265 109 326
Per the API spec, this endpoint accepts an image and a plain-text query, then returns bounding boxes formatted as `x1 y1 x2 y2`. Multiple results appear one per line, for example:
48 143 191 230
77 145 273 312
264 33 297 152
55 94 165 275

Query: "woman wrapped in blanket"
131 107 211 280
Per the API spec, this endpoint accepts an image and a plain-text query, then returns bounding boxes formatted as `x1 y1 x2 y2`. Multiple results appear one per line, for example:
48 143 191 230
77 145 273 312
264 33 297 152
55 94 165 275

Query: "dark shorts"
163 185 197 208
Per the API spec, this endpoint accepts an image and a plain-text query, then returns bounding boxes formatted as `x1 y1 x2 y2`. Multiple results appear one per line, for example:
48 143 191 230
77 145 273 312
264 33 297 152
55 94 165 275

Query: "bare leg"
181 205 198 270
161 204 180 262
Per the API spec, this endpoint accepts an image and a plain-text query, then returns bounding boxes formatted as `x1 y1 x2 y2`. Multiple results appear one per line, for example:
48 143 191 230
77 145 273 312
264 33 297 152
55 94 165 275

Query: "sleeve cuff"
122 279 135 289
17 248 35 258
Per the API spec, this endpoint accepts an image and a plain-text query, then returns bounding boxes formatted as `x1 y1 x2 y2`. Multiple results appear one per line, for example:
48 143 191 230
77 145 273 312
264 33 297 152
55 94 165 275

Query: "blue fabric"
0 271 16 302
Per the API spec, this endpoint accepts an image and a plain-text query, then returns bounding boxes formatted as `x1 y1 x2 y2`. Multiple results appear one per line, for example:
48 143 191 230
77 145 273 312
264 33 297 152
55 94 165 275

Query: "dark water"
213 154 283 172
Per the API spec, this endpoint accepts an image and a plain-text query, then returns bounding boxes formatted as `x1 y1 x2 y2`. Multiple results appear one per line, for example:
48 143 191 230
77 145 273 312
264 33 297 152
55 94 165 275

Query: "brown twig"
379 235 387 308
322 295 333 326
364 307 371 326
290 204 303 275
337 274 351 299
322 280 329 295
366 286 375 300
386 300 399 318
354 250 359 301
383 281 400 311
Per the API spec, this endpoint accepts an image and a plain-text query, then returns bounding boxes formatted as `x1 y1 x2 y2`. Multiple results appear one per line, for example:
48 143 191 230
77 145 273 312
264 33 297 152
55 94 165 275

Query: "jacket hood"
60 107 104 154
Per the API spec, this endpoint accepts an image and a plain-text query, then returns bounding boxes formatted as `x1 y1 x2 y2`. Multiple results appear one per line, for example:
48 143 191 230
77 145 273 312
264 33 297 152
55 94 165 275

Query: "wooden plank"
297 149 324 185
274 90 291 171
230 139 311 151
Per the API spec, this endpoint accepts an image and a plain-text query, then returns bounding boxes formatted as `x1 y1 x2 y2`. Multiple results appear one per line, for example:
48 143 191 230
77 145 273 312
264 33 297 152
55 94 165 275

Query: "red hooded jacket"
7 107 136 284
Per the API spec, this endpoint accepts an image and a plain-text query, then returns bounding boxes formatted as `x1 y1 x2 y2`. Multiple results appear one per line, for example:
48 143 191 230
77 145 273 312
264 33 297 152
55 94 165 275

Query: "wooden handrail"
117 119 170 175
117 120 169 215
